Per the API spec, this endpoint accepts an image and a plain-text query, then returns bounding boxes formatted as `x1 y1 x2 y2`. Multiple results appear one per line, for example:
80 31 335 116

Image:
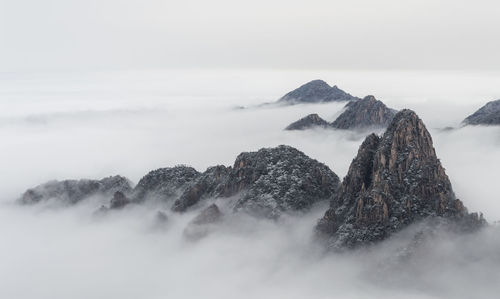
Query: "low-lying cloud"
0 69 499 298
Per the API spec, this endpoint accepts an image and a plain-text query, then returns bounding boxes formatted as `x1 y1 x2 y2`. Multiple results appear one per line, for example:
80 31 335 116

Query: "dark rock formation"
316 109 484 249
191 204 222 225
228 146 339 217
132 166 200 203
463 99 500 126
172 166 231 212
19 175 132 205
285 95 397 131
155 211 169 223
174 145 340 218
278 80 358 104
183 204 223 240
331 95 397 130
285 114 330 131
109 191 130 209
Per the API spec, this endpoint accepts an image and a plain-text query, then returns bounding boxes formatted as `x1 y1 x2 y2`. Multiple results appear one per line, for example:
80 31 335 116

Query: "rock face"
173 145 340 218
172 165 231 212
285 95 396 131
183 204 223 240
285 114 330 130
316 109 484 249
19 175 132 205
463 99 500 126
132 166 200 203
109 191 130 209
278 80 358 104
331 95 397 130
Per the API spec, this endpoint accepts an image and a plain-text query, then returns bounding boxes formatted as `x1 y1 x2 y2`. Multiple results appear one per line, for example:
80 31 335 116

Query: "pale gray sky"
1 0 499 71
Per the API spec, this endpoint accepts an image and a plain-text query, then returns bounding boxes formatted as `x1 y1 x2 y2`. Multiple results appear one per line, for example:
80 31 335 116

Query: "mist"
1 69 500 298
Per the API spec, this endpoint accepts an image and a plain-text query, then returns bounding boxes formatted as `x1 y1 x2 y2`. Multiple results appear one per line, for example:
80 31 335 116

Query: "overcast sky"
1 0 499 72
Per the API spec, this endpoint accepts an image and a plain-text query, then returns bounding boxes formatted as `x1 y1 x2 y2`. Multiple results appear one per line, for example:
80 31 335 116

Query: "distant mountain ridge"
463 99 500 126
278 80 359 104
286 95 397 131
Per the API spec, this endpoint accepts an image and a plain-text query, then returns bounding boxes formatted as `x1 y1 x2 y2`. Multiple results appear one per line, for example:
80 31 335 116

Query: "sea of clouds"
0 69 499 298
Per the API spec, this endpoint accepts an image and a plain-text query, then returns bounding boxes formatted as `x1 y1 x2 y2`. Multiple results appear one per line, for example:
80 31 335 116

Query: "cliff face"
463 99 500 126
278 80 358 104
19 175 132 205
285 114 330 130
316 110 484 249
173 145 340 218
331 95 397 130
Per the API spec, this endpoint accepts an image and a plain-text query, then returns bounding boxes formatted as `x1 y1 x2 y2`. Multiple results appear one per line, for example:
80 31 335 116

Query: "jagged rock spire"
317 109 484 249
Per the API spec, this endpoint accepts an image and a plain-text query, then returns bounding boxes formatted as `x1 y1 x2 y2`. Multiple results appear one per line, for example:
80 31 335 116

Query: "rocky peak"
331 95 397 130
463 99 500 126
172 165 231 212
278 80 358 104
285 113 330 130
317 109 484 249
132 166 200 203
285 95 397 131
173 145 340 218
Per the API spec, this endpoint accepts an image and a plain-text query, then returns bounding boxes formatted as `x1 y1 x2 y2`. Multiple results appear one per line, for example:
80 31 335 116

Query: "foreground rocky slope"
278 80 358 104
316 109 484 249
463 99 500 126
286 95 397 131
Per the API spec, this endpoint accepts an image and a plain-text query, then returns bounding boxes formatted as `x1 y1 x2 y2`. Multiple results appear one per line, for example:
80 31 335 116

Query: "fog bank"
1 69 500 298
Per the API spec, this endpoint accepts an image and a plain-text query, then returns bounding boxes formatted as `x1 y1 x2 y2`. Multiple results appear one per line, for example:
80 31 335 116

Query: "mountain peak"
330 95 397 130
285 113 330 130
317 109 484 249
278 80 358 104
463 99 500 126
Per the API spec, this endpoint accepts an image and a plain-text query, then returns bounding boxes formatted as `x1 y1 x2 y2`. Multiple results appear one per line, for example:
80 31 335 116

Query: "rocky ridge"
316 109 485 249
19 175 132 205
19 146 340 219
286 95 397 131
463 99 500 126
